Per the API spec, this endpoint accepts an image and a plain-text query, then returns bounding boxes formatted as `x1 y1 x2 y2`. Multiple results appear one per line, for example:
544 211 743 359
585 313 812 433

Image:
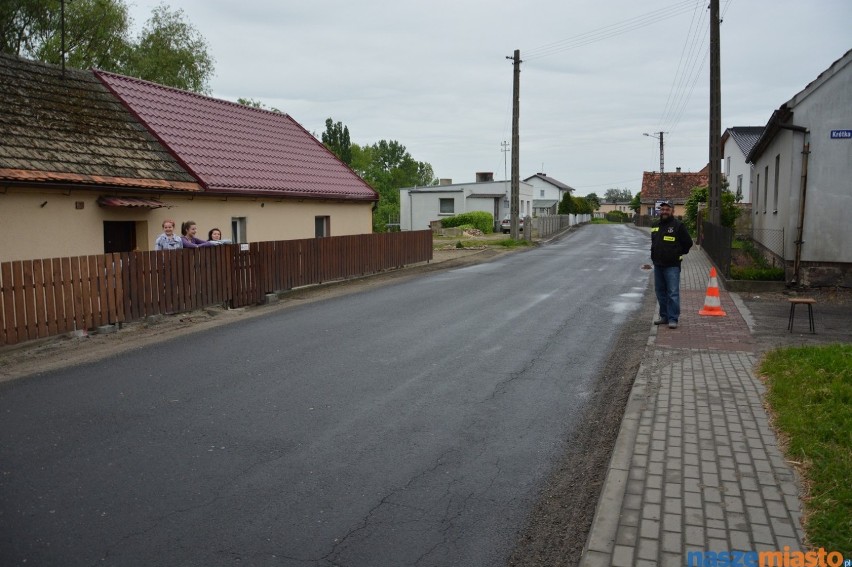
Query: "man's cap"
659 200 674 208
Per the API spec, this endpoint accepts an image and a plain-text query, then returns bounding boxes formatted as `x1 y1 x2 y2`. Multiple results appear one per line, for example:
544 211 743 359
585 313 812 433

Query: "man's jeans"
654 264 681 322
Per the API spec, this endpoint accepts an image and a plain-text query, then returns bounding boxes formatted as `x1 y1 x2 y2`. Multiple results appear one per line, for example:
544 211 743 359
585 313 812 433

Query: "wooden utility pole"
708 0 722 225
507 49 521 240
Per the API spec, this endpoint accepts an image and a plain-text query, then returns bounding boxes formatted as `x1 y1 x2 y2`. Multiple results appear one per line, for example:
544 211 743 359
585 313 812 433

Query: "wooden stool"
788 298 816 333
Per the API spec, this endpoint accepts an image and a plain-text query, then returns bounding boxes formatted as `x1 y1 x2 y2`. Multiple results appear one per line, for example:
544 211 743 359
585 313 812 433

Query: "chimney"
676 167 681 173
475 172 494 183
439 178 453 185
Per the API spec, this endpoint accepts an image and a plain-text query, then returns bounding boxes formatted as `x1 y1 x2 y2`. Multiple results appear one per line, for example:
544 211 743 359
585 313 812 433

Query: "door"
103 221 136 253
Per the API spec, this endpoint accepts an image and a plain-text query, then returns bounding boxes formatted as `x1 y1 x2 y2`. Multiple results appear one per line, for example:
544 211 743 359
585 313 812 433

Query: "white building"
523 173 575 216
399 173 533 231
721 126 763 204
747 49 852 286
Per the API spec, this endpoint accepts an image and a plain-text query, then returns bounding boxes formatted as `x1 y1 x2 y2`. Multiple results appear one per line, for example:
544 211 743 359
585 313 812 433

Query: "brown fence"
0 231 432 346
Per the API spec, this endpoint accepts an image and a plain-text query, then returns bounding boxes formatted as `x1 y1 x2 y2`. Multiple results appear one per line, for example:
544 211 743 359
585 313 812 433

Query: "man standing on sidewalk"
651 201 693 329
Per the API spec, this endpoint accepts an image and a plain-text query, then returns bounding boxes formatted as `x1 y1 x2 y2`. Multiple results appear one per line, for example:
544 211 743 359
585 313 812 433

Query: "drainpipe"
780 124 809 285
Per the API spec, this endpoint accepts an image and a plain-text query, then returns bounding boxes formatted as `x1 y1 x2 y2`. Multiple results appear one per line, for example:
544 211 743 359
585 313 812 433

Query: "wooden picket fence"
0 231 432 347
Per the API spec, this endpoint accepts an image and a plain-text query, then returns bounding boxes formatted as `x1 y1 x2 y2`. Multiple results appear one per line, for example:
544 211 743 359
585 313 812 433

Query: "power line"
524 0 699 61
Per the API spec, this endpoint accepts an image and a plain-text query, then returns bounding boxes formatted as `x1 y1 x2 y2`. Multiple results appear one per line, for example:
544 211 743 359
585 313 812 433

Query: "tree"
629 192 642 214
237 97 282 113
123 5 214 93
683 184 740 232
558 193 575 215
0 0 214 93
573 196 593 215
321 118 352 165
585 192 601 211
604 188 632 202
1 0 131 69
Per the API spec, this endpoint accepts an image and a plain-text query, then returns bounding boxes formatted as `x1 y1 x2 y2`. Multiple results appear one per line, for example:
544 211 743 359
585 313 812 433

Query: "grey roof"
0 53 200 191
724 127 764 158
523 173 575 192
468 193 505 198
533 199 558 207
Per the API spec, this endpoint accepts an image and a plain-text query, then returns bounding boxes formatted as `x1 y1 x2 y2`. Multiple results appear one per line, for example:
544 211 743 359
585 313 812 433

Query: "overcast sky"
126 0 850 196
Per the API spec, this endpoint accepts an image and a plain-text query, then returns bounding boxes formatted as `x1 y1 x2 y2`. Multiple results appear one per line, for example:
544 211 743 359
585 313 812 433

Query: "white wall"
723 138 753 203
399 181 533 230
752 57 852 265
525 177 568 204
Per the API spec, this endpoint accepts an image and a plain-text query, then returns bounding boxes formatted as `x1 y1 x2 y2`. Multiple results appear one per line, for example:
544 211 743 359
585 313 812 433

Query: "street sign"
830 130 852 139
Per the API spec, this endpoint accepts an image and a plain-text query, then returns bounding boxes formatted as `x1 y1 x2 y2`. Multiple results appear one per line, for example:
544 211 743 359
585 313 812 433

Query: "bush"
440 211 493 233
729 266 785 281
605 211 629 222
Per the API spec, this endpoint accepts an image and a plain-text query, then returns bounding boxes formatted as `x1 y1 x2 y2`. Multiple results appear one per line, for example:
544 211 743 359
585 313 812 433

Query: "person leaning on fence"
154 219 183 250
180 220 214 248
207 227 232 245
651 201 693 329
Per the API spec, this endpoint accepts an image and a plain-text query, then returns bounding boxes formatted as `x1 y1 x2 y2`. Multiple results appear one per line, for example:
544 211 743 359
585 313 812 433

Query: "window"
439 198 454 214
736 174 743 200
755 174 759 213
725 156 731 178
763 166 769 213
315 216 330 238
540 189 545 197
231 217 247 243
773 154 780 213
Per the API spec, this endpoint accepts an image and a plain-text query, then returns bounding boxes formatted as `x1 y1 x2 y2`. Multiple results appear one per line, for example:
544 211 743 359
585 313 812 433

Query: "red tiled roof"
640 165 709 204
94 71 378 202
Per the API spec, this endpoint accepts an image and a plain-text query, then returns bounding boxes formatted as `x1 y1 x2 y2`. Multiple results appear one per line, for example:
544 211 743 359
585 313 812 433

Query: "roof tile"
95 71 377 201
0 54 200 191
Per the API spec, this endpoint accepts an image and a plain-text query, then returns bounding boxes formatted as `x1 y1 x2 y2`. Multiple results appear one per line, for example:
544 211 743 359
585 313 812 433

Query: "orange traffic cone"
699 267 727 316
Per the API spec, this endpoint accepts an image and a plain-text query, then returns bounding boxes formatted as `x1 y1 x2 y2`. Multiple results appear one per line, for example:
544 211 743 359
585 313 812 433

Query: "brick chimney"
439 178 453 185
475 172 494 182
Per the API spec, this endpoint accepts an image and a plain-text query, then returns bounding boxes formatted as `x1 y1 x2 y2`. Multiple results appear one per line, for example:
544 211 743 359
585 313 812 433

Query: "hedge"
440 211 494 233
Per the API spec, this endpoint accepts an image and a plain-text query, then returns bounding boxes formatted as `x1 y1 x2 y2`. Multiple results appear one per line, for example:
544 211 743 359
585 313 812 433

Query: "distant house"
746 49 852 286
398 173 533 231
722 127 763 204
597 200 634 218
523 173 575 216
0 54 377 263
640 165 709 218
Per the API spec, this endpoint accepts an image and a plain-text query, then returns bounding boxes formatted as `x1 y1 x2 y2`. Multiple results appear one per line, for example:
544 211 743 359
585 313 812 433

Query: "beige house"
0 55 377 263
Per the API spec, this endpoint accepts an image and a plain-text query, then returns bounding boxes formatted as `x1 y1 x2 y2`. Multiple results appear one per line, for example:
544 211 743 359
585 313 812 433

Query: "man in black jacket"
651 201 693 329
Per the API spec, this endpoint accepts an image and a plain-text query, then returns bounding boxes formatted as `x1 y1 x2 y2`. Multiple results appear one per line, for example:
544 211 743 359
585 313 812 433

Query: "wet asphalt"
0 224 651 567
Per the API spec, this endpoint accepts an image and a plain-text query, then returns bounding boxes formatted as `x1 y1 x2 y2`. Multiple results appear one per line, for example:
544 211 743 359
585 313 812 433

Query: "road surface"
0 224 651 566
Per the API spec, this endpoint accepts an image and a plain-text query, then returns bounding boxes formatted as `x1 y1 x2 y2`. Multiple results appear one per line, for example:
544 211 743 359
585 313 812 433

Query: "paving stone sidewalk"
579 245 805 567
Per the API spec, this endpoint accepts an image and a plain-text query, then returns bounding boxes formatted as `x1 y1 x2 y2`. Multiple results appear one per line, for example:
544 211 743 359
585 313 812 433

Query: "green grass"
496 238 533 247
760 344 852 552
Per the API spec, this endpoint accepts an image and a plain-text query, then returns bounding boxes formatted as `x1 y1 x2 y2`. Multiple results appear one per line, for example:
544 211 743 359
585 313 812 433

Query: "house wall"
525 177 566 203
399 182 533 231
0 187 374 262
752 59 852 278
723 138 753 203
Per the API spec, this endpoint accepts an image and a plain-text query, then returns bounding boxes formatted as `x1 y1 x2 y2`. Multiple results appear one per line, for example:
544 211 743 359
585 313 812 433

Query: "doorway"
103 221 137 253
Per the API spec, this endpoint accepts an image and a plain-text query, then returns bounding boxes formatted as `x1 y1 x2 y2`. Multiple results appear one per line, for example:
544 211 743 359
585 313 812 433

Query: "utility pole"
708 0 722 225
501 140 510 182
644 131 667 207
506 49 521 239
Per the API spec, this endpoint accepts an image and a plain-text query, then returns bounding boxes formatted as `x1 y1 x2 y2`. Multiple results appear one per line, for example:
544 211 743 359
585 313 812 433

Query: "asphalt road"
0 224 651 567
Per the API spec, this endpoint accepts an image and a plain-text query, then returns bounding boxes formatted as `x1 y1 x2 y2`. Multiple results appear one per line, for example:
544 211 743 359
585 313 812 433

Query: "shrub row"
440 211 494 233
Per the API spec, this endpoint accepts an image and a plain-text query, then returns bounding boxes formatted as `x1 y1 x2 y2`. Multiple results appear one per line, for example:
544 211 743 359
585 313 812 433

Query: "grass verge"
759 344 852 553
